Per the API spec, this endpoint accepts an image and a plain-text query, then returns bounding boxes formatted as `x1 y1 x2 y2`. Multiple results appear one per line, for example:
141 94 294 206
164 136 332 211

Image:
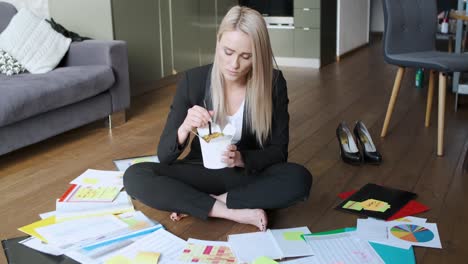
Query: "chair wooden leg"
108 110 127 129
381 67 405 137
437 73 446 156
425 70 435 127
448 36 453 53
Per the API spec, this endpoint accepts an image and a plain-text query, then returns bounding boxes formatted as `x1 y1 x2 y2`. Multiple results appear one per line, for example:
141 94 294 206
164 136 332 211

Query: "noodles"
202 132 224 143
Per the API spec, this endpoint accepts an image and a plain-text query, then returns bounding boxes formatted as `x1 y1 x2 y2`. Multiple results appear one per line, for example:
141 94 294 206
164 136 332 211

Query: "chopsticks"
203 100 212 135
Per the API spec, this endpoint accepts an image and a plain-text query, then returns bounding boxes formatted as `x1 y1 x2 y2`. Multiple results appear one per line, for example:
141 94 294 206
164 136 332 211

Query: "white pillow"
0 8 71 74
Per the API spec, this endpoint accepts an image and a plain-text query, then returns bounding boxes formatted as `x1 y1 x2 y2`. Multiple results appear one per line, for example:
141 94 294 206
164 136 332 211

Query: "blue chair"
381 0 468 156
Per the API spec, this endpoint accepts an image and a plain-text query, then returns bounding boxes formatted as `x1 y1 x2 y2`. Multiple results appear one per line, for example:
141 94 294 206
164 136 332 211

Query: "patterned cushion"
0 49 26 76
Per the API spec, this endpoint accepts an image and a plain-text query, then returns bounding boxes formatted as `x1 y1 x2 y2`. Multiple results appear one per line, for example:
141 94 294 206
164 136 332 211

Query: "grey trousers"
123 161 312 219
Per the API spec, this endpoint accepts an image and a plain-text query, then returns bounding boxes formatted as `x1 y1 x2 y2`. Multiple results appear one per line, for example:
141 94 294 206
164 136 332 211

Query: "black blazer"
158 64 289 174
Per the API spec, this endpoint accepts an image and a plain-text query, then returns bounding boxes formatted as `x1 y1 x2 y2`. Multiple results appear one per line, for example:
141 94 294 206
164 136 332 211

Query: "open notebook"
228 227 314 263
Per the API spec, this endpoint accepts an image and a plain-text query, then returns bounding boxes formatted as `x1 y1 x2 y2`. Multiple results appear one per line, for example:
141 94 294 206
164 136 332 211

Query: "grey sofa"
0 2 130 155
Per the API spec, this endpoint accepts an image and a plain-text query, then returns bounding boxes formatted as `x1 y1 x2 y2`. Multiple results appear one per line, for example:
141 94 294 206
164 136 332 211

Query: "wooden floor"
2 38 468 263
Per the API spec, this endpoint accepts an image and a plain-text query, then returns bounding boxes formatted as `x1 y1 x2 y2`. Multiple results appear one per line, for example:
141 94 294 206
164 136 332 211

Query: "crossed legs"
124 161 312 231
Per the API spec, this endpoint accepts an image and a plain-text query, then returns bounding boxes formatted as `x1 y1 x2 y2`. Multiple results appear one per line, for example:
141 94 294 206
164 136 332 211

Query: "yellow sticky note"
131 158 152 165
83 177 99 184
18 216 56 242
253 256 279 264
283 231 304 241
105 255 132 264
134 252 160 264
68 186 121 202
360 199 390 212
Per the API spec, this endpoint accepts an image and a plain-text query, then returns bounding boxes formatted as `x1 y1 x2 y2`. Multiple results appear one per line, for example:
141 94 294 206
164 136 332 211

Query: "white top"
226 100 244 144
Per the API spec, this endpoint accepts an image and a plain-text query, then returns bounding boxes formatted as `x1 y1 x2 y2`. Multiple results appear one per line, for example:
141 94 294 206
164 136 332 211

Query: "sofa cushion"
0 65 115 127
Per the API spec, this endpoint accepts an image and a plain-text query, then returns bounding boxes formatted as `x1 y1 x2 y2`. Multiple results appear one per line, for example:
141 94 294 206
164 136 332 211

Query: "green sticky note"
283 231 304 241
252 256 278 264
342 200 363 211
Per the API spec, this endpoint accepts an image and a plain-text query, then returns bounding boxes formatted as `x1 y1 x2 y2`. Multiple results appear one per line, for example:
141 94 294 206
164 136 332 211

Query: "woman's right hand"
177 106 213 144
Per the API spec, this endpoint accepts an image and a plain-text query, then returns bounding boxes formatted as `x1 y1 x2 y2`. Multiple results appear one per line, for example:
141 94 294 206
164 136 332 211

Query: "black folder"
335 183 417 220
2 236 78 264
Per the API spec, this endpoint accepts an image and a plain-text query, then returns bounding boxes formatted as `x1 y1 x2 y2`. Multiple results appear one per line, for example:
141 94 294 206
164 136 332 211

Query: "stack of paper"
55 169 134 220
17 211 163 260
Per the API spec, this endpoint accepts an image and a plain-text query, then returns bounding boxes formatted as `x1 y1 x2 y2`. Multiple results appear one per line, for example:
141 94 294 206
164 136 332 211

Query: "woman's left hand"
222 144 244 168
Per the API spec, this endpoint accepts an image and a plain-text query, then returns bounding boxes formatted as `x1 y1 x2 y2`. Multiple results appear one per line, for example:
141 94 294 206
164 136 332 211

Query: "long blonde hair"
211 6 273 147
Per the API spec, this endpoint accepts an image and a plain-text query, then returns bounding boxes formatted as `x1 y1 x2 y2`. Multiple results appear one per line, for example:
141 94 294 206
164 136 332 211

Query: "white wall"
337 0 370 56
2 0 49 17
370 0 384 32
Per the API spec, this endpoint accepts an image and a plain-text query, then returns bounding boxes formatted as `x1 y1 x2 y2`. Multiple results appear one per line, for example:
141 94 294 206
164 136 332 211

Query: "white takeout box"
197 123 235 169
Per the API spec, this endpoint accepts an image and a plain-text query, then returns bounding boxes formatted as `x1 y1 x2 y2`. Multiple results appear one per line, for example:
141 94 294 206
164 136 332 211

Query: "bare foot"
231 208 268 231
170 212 189 222
209 200 268 231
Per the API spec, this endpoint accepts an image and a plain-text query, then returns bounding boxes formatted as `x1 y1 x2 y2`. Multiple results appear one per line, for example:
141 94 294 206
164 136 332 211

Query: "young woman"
123 6 312 231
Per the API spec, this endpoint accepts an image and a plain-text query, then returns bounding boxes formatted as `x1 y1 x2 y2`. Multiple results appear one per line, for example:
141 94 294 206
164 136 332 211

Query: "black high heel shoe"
336 122 362 165
353 121 382 165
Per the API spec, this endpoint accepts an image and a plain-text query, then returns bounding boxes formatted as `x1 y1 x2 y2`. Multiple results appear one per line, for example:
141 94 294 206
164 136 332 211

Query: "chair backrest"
383 0 437 57
0 2 17 34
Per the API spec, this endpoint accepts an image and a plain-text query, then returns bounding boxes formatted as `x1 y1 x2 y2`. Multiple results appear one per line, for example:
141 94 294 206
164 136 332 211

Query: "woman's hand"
222 144 244 168
178 106 212 145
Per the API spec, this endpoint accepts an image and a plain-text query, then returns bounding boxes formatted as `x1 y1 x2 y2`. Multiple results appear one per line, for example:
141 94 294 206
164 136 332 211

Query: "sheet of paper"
303 232 384 264
357 217 434 249
180 239 238 264
387 222 442 249
356 218 388 242
18 216 56 242
70 169 124 186
19 236 63 256
270 227 314 258
228 230 282 263
39 211 56 219
113 155 159 171
102 229 186 264
35 215 128 249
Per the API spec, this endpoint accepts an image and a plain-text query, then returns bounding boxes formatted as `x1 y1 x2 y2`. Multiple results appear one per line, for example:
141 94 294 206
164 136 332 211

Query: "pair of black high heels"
336 121 382 165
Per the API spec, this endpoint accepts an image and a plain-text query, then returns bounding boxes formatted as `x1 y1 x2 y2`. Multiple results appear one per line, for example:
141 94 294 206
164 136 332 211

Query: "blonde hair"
211 5 273 147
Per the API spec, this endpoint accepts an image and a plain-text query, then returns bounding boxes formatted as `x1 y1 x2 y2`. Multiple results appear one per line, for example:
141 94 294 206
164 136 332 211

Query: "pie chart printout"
390 224 435 243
